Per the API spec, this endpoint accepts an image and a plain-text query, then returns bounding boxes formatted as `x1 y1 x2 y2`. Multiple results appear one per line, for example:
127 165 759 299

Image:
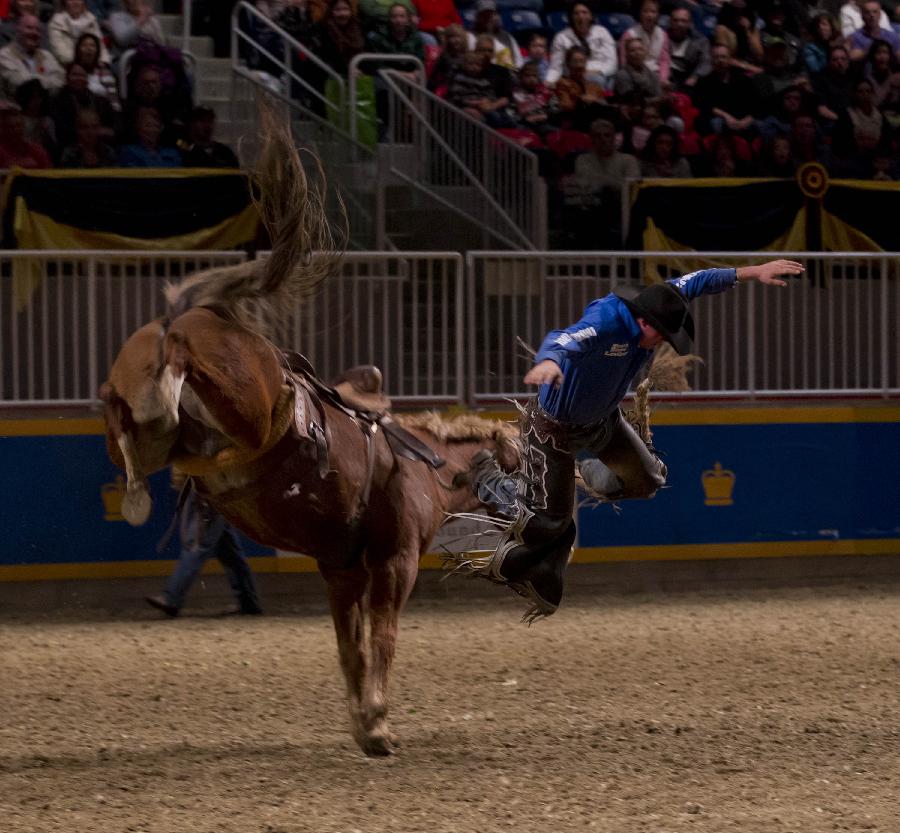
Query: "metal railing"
378 69 546 251
0 251 247 407
2 250 898 409
260 251 465 404
467 251 900 402
231 0 345 119
347 53 425 144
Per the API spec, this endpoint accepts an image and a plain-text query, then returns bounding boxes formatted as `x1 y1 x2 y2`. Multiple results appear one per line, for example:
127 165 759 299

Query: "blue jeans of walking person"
149 491 262 616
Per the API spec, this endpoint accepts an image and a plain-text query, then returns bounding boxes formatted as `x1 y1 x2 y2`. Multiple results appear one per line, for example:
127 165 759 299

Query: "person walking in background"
146 489 263 618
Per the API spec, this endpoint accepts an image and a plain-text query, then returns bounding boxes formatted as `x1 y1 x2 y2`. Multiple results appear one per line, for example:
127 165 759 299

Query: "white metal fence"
1 250 898 409
467 251 900 402
258 251 465 404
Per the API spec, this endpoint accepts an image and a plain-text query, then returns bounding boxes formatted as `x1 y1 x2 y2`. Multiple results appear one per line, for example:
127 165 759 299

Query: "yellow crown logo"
101 475 127 521
702 462 735 506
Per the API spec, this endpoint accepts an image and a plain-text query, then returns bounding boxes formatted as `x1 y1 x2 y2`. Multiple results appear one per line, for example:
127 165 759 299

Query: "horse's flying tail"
164 96 347 336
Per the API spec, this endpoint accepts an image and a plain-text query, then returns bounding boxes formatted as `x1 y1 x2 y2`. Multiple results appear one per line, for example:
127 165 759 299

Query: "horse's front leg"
364 545 420 755
320 563 387 756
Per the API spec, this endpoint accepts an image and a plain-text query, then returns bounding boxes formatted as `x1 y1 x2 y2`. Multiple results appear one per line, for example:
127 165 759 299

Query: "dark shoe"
239 604 264 615
499 522 577 623
145 595 179 617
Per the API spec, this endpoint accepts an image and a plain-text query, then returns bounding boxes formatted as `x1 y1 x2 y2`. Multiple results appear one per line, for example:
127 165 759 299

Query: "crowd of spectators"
239 0 900 245
0 0 237 170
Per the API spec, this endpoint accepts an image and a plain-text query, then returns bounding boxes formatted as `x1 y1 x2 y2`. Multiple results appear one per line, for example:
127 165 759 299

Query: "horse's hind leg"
320 563 382 755
364 545 420 755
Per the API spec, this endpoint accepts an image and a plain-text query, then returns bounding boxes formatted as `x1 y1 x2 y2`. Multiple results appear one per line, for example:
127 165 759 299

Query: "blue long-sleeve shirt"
534 269 738 425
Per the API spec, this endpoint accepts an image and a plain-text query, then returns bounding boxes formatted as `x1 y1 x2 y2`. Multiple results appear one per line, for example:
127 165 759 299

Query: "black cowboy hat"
614 283 695 355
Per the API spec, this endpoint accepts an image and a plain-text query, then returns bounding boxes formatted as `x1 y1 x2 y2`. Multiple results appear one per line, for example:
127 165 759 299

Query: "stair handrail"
230 0 346 118
230 66 379 249
346 53 425 143
377 68 542 250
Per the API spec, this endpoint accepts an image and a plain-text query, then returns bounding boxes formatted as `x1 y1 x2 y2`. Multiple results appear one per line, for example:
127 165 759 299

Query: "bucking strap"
380 416 446 469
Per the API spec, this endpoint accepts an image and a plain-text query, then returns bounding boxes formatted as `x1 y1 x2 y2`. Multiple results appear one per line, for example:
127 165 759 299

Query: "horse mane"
164 98 347 337
396 411 520 466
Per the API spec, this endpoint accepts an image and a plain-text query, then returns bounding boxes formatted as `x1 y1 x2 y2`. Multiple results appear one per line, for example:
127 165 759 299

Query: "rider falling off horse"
454 259 805 621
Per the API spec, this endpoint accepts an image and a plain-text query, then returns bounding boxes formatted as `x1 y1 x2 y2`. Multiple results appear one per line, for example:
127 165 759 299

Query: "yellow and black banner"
2 168 259 251
628 168 900 254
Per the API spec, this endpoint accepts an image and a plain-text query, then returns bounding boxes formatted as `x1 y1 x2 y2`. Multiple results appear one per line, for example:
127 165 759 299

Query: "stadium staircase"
170 2 546 251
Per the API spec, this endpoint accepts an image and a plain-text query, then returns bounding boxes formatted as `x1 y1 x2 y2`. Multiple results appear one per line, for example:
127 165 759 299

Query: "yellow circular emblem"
796 162 829 199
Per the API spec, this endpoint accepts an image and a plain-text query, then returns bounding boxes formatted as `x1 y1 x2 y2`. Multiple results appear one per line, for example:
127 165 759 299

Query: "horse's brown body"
101 303 516 756
99 101 521 755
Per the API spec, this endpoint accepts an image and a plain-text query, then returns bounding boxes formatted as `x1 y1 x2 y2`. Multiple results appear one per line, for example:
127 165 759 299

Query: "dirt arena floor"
2 576 900 833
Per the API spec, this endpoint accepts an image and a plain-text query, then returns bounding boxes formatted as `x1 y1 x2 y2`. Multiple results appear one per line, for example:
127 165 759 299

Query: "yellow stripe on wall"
4 405 900 438
4 541 897 582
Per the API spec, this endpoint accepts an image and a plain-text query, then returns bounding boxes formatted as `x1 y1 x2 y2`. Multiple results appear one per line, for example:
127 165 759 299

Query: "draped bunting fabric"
628 176 900 255
2 168 259 251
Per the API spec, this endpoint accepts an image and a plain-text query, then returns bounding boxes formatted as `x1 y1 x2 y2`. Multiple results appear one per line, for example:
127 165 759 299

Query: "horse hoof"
122 485 152 526
359 731 398 757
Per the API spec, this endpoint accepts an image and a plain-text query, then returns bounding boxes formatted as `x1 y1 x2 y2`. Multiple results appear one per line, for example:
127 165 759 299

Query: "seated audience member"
703 133 748 176
473 33 514 101
614 38 662 100
555 45 609 132
803 12 843 75
619 0 670 83
366 2 425 66
863 38 900 112
312 0 365 76
466 0 523 71
58 108 116 167
788 112 834 165
640 123 692 176
715 0 764 74
839 0 889 38
757 83 814 138
179 106 239 167
73 32 119 107
526 33 549 82
511 59 552 132
51 62 116 148
48 0 108 66
118 105 181 166
411 0 460 38
15 77 54 155
692 43 758 135
546 3 616 86
751 37 808 111
0 14 63 96
833 76 891 153
0 104 51 167
759 0 802 71
357 0 414 29
846 0 900 62
0 0 44 48
108 0 166 53
667 4 711 90
565 117 639 247
812 44 856 122
759 133 796 175
427 22 466 93
122 64 183 144
446 48 512 126
306 0 358 23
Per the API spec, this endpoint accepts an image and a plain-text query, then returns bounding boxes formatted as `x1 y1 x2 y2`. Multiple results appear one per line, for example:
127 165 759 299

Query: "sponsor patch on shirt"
604 343 629 357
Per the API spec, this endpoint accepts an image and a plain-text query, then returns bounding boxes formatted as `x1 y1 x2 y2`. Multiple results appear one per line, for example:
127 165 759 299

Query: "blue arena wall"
1 406 899 581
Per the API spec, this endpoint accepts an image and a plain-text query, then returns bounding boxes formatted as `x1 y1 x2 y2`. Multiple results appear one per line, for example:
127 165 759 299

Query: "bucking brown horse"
98 103 518 756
